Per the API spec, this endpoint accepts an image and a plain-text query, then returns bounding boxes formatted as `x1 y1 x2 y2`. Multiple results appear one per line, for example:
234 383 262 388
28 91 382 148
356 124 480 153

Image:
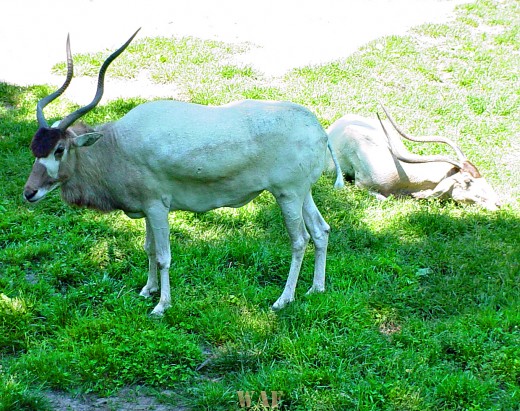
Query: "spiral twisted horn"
36 34 73 128
380 103 467 163
378 104 466 169
58 28 141 131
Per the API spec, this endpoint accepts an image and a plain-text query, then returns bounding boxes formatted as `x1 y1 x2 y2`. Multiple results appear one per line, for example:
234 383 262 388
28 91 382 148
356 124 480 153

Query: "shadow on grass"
2 79 519 329
366 207 520 319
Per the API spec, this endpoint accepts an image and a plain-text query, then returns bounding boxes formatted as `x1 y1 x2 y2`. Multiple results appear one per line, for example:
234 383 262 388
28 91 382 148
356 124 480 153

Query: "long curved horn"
379 104 467 163
36 34 73 127
376 113 464 169
58 28 141 131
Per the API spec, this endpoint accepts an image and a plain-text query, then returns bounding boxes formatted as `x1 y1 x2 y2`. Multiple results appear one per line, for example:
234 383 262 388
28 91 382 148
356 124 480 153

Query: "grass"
1 0 519 410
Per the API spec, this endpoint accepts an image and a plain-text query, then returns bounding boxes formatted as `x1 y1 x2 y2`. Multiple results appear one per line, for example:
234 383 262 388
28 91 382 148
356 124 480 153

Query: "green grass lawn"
1 0 519 410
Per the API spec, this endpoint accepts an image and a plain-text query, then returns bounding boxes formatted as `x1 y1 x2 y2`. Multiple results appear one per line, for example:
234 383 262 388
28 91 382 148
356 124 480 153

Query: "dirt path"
2 0 468 103
44 388 188 411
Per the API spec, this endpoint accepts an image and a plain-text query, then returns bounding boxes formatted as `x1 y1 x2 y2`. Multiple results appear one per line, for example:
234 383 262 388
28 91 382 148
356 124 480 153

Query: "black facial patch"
30 127 64 158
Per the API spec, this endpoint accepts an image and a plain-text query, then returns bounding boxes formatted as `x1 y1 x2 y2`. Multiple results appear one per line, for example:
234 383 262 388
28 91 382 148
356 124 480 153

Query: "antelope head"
23 30 140 203
377 105 501 211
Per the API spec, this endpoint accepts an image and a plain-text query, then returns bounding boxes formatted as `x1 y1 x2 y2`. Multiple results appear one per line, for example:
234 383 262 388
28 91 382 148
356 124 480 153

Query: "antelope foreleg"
411 176 456 199
144 205 172 316
140 217 159 298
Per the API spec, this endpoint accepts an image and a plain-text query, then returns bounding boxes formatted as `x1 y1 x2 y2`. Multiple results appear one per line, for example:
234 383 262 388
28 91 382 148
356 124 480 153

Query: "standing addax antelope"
326 106 500 211
23 30 344 315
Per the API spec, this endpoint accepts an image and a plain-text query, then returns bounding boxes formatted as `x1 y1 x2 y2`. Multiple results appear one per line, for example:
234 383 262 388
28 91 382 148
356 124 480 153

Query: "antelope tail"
327 140 345 189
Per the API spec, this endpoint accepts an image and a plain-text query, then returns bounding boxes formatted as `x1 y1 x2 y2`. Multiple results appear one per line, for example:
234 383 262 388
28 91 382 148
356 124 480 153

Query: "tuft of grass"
0 371 51 411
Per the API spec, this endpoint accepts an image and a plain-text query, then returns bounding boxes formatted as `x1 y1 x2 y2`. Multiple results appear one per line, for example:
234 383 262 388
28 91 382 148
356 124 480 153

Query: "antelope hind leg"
140 217 160 298
302 192 330 295
272 193 310 310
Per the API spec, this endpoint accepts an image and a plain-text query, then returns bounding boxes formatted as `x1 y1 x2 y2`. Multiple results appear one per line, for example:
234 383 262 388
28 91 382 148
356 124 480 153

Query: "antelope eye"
55 146 65 156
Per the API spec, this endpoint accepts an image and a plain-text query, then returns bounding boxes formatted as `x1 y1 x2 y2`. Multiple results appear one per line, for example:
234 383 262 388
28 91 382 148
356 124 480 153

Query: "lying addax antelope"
23 30 344 315
326 106 500 211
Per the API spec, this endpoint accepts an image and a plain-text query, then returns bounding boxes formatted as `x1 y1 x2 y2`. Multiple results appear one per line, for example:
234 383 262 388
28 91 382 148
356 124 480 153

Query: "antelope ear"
454 172 473 186
72 132 103 147
428 175 457 198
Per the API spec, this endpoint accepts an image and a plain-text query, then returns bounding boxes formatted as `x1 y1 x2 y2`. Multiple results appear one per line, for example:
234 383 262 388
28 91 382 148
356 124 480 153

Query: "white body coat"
326 114 500 210
25 99 340 314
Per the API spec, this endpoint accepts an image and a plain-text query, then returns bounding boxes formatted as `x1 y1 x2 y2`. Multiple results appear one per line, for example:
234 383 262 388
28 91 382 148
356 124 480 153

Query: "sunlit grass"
1 0 519 410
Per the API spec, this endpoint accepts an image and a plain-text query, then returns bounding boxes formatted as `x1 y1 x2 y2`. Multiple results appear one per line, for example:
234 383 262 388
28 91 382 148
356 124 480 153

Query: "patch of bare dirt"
44 387 190 411
1 0 469 104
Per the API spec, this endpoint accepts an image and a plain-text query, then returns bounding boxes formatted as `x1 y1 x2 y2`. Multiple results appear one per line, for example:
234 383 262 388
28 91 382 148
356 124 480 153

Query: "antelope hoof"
139 285 159 298
272 296 294 311
306 285 325 295
150 302 170 317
